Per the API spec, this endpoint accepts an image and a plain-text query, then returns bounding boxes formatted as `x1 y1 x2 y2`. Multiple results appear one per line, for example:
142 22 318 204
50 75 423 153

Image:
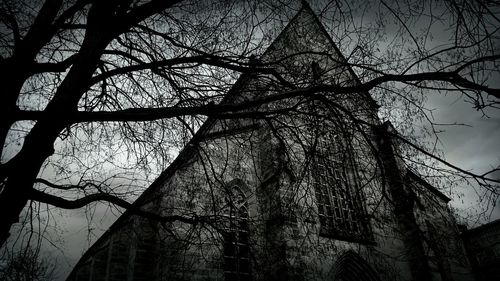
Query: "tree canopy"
0 0 499 260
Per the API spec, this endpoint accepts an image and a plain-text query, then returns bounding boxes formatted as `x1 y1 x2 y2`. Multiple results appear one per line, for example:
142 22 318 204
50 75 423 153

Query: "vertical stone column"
373 122 432 281
255 127 290 281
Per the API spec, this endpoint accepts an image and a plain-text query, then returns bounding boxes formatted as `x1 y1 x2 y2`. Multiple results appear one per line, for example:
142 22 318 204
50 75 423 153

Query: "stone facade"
462 219 500 281
67 3 475 281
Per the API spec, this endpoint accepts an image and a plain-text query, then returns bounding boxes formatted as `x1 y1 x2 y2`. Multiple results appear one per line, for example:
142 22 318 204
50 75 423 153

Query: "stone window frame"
221 180 251 281
312 131 373 244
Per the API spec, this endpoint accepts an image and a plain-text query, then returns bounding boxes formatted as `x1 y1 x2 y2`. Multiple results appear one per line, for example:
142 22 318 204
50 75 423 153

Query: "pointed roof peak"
300 0 313 11
260 2 379 106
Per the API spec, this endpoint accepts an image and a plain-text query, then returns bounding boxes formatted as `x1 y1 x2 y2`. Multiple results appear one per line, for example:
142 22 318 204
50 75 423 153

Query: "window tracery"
312 131 371 242
221 183 251 281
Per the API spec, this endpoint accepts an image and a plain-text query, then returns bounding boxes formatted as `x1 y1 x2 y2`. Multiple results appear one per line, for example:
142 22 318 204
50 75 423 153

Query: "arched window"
334 251 381 281
221 181 251 281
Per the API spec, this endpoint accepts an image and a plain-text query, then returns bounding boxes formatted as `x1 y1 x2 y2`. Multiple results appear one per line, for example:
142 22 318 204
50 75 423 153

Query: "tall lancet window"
312 131 371 243
221 181 251 281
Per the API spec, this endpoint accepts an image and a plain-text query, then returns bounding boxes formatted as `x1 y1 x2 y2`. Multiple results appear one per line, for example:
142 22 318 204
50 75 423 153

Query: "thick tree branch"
29 189 201 225
30 54 79 74
114 0 183 35
34 178 91 190
19 0 62 56
14 69 500 123
0 5 21 48
454 54 500 73
368 72 500 99
52 0 90 28
89 55 294 88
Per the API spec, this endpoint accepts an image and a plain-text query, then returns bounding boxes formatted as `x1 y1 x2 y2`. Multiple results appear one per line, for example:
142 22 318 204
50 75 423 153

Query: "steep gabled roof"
127 0 378 217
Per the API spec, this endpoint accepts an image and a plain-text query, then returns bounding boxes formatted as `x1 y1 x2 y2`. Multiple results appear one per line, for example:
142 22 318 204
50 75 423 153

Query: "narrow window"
313 132 371 242
222 184 251 281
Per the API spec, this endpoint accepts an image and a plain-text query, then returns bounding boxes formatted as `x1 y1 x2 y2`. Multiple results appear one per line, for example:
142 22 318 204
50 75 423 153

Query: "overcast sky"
425 92 500 222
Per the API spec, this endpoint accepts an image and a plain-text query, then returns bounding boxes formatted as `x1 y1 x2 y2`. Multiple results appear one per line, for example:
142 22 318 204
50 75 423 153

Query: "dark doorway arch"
333 251 381 281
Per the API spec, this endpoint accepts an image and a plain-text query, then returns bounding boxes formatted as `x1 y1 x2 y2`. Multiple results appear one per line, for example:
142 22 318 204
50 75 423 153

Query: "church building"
67 3 475 281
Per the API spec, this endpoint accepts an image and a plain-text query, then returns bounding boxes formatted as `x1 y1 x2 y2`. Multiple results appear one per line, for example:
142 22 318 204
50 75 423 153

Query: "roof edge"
406 169 451 203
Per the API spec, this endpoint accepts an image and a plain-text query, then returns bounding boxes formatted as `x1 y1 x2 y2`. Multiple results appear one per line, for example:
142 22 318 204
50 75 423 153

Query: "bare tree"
0 245 56 281
0 0 498 257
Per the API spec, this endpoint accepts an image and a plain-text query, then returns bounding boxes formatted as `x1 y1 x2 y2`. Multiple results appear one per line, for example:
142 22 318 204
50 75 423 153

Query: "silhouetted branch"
31 54 79 74
29 189 202 225
388 131 500 185
34 178 92 191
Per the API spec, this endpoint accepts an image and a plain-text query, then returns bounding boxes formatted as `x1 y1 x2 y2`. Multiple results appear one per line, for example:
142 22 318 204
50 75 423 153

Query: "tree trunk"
0 124 59 246
0 2 114 247
0 65 24 159
0 60 39 246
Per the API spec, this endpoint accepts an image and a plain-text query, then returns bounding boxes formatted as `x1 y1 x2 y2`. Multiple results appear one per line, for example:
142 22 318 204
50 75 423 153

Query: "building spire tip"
301 0 312 9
